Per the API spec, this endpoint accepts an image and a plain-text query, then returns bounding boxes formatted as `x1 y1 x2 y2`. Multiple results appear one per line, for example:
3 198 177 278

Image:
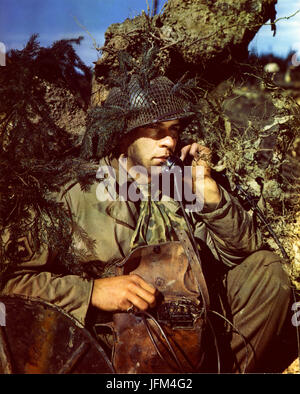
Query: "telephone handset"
163 154 229 191
162 155 184 172
161 155 187 203
162 151 195 173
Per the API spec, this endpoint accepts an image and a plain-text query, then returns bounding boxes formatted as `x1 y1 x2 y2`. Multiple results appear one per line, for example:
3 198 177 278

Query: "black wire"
171 165 209 320
209 310 250 374
135 307 251 373
140 314 184 372
236 184 289 260
136 308 251 373
160 160 251 373
142 315 166 362
179 199 209 321
206 316 221 373
135 310 187 372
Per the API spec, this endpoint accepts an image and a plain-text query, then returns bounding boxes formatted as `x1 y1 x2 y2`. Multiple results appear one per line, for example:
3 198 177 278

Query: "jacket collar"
97 156 181 226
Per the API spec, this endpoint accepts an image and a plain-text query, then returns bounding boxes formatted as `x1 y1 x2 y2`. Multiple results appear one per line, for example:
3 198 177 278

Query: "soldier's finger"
195 146 212 162
127 289 156 310
180 144 191 161
130 274 156 294
128 281 156 306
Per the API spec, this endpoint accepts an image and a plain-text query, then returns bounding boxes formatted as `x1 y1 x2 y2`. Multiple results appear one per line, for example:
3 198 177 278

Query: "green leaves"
0 34 93 278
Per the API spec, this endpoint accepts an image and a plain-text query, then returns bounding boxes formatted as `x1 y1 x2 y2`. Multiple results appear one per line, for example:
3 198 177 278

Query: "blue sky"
249 0 300 58
0 0 299 67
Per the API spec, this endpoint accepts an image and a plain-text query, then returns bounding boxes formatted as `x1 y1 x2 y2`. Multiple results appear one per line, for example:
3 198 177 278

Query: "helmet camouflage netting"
80 47 199 160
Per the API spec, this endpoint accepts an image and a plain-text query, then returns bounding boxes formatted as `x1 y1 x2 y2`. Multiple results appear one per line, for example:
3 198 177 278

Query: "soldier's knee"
245 250 291 295
249 250 282 265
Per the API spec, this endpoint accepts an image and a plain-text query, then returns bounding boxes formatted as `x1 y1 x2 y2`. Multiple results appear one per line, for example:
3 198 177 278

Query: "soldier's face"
124 120 180 174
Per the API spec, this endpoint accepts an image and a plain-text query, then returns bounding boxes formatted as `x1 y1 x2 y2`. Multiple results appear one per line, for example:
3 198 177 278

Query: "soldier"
0 52 292 373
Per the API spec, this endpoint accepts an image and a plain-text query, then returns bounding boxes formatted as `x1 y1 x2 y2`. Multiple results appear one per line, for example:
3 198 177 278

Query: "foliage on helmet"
80 46 200 160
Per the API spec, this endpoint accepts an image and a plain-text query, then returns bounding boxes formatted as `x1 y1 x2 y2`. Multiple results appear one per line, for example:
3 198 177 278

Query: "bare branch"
73 15 102 52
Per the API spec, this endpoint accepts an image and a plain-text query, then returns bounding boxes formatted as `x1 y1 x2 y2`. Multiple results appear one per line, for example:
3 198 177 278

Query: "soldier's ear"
118 136 129 156
119 128 139 155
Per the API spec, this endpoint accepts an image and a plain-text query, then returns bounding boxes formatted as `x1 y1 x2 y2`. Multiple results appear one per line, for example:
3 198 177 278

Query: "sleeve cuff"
191 186 230 218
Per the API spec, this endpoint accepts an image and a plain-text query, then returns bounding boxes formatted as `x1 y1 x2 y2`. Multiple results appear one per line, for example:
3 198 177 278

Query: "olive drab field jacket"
1 157 262 325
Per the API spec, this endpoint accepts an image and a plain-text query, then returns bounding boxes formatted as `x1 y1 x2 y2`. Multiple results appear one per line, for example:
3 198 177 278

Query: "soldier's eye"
170 128 180 138
149 125 160 131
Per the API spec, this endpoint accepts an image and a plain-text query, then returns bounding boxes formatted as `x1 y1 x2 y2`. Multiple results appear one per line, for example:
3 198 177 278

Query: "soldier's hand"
180 143 212 178
91 274 156 312
180 143 221 210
